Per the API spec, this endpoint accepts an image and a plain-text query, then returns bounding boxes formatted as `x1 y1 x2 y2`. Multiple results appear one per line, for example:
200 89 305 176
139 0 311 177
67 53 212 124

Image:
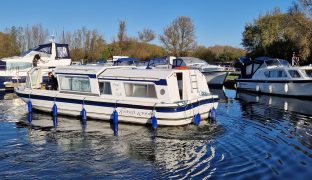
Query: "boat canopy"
28 43 70 59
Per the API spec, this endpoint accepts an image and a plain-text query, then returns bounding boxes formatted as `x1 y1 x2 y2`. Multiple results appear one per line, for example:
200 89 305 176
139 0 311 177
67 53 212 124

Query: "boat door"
26 68 43 89
176 72 183 100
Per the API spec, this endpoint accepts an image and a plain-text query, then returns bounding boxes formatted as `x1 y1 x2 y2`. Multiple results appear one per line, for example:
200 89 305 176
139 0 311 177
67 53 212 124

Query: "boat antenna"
49 35 56 43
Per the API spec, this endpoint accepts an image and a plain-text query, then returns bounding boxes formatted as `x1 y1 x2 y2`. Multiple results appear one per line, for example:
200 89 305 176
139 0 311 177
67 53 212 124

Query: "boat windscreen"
180 57 207 65
265 60 281 67
147 57 168 67
34 44 52 54
56 44 70 59
279 59 290 66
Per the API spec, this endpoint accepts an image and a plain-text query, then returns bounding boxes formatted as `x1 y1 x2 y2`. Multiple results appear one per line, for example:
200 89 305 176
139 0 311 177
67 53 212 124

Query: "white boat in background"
15 66 218 126
0 38 71 90
146 57 228 87
236 57 312 98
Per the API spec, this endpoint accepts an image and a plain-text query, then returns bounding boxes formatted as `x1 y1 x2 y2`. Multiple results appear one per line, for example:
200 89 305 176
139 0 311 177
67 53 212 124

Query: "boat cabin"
26 66 210 103
239 56 312 80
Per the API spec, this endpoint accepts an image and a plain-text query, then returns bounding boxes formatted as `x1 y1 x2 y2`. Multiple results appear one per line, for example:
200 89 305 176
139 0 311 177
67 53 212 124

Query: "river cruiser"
236 57 312 98
0 39 71 90
145 57 228 87
15 66 218 126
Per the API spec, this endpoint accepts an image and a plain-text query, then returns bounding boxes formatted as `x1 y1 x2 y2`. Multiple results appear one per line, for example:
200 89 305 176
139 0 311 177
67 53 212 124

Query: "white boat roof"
55 65 107 76
54 65 174 79
99 68 175 80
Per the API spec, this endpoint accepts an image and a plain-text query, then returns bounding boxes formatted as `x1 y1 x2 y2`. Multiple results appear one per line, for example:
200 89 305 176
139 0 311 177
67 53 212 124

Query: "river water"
0 89 311 179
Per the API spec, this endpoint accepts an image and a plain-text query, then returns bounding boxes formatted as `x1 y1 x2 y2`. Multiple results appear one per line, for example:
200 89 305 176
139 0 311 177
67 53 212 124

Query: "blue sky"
0 0 295 48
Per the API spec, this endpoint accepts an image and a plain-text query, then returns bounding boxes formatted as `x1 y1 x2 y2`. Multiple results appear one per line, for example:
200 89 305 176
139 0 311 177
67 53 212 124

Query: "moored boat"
236 57 312 98
15 65 218 126
0 38 71 90
145 56 228 87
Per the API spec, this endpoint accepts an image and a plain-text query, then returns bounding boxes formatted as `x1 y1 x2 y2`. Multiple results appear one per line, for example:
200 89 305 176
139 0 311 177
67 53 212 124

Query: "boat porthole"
160 89 165 95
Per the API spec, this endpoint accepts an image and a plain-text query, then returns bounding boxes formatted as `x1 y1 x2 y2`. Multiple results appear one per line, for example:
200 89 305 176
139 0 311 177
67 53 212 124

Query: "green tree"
242 9 312 63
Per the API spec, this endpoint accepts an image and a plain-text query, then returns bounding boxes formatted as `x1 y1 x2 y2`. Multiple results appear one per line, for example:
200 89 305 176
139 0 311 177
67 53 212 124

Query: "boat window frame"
58 74 92 93
98 80 112 95
265 69 288 78
288 70 301 78
124 82 157 99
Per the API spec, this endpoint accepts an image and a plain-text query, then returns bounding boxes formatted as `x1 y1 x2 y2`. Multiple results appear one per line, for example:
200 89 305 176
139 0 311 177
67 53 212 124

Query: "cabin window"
6 62 32 71
124 83 157 98
99 81 112 95
304 70 312 77
59 76 91 92
288 70 301 78
267 70 287 78
56 46 69 58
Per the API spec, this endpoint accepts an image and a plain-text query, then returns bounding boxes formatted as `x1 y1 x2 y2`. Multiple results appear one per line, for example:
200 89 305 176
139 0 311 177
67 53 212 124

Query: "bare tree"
159 16 196 57
138 28 155 42
299 0 312 15
31 24 48 47
118 20 127 43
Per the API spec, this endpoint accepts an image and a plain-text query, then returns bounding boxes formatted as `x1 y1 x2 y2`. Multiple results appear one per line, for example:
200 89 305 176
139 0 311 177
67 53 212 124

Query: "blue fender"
193 112 201 126
151 115 158 129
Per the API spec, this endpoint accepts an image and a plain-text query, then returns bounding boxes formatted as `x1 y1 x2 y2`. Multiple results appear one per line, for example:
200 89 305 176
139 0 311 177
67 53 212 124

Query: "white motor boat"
236 57 312 98
15 66 218 126
146 57 228 87
0 39 71 90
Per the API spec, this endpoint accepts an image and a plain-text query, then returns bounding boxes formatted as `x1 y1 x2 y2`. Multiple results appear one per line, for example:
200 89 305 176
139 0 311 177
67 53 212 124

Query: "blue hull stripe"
16 92 218 113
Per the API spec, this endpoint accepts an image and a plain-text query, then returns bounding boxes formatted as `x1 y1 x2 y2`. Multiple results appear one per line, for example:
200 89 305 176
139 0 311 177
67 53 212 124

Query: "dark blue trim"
56 73 97 78
16 92 217 113
99 78 167 85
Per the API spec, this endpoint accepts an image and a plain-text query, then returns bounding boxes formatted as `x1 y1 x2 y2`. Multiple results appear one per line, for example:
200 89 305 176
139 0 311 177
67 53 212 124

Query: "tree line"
242 0 312 64
0 17 245 64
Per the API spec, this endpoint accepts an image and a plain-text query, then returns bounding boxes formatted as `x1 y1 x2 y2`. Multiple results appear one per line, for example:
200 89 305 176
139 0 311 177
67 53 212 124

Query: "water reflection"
236 91 312 116
236 90 312 156
14 108 224 178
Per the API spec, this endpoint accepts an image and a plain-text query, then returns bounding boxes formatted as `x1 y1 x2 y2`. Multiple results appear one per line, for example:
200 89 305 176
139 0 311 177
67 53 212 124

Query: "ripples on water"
0 90 311 179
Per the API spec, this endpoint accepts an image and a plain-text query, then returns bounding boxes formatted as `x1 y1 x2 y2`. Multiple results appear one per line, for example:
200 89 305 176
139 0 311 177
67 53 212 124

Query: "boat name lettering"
118 109 152 117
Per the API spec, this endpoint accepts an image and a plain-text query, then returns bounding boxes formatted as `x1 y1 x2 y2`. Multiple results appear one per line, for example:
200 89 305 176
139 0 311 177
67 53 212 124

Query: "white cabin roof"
55 65 106 76
99 68 175 80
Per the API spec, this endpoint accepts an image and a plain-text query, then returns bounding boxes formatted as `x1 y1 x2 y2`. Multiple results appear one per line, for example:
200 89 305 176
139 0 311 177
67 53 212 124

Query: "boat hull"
236 79 312 98
16 89 219 126
202 71 228 87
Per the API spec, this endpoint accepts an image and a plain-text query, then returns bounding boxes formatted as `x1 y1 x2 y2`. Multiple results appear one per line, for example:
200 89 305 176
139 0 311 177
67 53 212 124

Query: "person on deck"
47 72 58 90
33 54 43 67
